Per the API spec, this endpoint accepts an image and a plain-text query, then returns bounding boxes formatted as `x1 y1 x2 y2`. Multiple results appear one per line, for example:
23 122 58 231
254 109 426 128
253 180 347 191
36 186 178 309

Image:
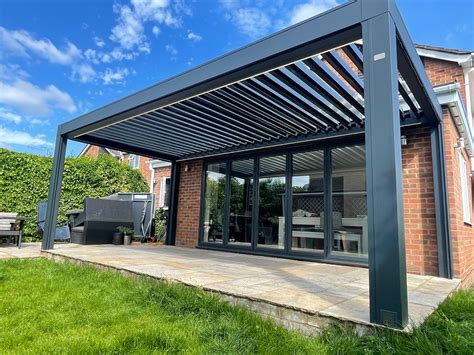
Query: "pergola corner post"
362 12 408 328
42 132 68 250
166 161 180 245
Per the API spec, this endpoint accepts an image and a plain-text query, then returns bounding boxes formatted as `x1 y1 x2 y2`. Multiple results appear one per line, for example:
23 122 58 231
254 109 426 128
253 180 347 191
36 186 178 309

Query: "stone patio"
38 243 460 334
0 243 42 259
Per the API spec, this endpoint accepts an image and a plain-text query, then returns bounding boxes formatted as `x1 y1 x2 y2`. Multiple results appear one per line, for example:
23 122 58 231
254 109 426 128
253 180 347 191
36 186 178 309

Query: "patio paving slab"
0 243 42 259
43 244 460 332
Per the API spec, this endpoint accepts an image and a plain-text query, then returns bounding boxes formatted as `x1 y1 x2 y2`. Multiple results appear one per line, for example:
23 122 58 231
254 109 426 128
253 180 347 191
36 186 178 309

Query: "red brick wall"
402 127 438 275
175 160 203 247
443 108 474 286
422 56 473 286
81 145 104 159
422 57 466 103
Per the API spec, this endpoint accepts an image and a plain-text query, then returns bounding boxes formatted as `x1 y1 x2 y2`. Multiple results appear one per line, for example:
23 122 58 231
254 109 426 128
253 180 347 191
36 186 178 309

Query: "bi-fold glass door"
200 144 368 262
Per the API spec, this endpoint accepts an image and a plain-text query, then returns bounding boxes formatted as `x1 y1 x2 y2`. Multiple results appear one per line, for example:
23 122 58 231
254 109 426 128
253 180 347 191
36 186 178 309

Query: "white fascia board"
434 83 473 158
416 48 473 65
148 159 172 169
78 143 91 157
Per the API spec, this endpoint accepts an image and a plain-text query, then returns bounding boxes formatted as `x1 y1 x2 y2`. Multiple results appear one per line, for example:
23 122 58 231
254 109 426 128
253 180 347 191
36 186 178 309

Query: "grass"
0 258 472 354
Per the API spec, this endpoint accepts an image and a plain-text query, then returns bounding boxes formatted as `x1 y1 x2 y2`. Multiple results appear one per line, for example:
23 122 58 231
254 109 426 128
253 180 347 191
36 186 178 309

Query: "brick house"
45 0 473 328
79 145 172 212
78 44 473 286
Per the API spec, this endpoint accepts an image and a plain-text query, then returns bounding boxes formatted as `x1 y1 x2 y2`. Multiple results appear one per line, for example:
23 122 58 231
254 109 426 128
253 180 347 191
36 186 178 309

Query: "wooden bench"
0 213 32 248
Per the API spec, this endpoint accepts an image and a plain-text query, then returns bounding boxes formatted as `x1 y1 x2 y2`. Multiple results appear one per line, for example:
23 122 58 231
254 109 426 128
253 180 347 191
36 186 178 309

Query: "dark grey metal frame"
42 0 451 328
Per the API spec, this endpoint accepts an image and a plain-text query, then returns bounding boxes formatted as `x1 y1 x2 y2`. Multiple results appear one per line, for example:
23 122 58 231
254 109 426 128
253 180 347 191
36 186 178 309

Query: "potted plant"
117 226 134 245
112 228 124 245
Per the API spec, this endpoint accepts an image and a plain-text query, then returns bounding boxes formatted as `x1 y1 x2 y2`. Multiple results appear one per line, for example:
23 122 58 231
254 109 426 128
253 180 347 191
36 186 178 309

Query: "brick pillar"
175 160 203 247
401 127 438 275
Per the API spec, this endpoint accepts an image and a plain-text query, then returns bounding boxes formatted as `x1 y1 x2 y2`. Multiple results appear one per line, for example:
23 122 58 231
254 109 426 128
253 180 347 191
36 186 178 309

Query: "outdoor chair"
69 198 134 244
37 202 71 242
0 212 32 248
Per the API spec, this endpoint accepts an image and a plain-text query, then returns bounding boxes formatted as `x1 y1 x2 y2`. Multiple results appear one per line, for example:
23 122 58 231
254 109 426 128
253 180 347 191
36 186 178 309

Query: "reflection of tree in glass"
206 175 225 224
259 178 285 226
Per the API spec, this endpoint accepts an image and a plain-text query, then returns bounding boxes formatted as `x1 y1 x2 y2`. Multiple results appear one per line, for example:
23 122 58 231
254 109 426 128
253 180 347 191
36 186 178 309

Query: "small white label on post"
374 52 386 61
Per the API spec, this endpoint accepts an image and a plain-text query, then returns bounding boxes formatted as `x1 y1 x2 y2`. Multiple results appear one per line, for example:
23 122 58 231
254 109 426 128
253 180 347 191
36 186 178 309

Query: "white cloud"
131 0 178 25
289 0 339 25
84 49 99 64
71 63 96 83
165 44 178 55
29 118 46 125
152 26 161 37
234 8 272 38
101 67 130 85
219 1 272 39
0 126 53 147
0 26 81 65
110 4 148 52
0 108 22 124
0 63 29 81
0 26 101 85
187 31 202 42
94 36 105 48
107 0 187 60
0 79 76 116
219 0 341 38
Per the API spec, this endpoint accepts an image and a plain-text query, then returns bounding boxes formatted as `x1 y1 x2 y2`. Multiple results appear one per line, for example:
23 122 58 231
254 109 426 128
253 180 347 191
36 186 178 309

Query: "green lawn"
0 258 472 354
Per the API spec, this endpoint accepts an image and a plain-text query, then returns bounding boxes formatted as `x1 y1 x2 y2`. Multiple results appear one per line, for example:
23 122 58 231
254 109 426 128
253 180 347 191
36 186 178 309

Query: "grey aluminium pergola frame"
42 0 452 328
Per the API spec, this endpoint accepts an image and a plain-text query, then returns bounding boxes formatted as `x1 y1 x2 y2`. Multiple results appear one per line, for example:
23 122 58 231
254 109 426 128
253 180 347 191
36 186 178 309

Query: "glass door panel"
228 159 254 246
203 162 227 243
330 145 367 257
257 155 286 249
291 150 324 252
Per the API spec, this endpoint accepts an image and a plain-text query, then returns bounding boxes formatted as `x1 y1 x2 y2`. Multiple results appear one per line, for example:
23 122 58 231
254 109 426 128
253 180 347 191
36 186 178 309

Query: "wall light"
184 164 189 172
401 135 407 146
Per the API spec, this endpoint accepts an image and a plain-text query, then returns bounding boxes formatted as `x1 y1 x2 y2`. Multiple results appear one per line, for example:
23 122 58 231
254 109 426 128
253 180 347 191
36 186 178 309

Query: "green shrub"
0 149 148 240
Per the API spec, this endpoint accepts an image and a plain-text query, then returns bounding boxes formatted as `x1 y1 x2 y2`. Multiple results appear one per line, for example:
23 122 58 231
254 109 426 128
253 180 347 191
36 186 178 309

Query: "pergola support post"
166 161 180 245
41 133 68 250
363 12 408 328
430 123 453 278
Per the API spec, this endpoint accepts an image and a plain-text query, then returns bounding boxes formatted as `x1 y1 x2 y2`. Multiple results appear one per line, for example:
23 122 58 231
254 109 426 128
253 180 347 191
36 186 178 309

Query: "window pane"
331 145 367 257
291 150 324 252
203 162 226 243
258 155 286 249
163 178 171 208
228 159 254 246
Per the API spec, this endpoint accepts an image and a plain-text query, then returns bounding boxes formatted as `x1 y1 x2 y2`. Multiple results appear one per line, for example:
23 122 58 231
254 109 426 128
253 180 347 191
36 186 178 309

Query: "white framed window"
159 177 171 209
459 152 471 223
128 154 140 169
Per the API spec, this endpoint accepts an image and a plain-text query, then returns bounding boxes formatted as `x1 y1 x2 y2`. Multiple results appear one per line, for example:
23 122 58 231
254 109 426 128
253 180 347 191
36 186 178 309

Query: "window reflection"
228 159 254 246
331 145 367 257
203 162 226 243
258 155 286 249
291 150 324 252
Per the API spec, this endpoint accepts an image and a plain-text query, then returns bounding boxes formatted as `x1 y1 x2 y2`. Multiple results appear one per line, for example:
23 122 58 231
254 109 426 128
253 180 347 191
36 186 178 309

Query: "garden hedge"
0 149 148 240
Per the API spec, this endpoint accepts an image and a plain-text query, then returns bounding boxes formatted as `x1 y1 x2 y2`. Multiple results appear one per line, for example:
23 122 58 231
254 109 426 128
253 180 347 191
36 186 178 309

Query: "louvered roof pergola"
44 0 451 330
58 0 440 162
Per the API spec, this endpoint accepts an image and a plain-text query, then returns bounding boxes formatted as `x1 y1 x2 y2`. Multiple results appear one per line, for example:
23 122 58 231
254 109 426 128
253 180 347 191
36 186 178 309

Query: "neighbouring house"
43 0 473 329
79 145 172 212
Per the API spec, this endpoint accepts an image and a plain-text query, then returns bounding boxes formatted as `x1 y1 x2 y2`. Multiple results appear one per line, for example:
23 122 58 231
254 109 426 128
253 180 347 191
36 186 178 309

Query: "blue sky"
0 0 473 157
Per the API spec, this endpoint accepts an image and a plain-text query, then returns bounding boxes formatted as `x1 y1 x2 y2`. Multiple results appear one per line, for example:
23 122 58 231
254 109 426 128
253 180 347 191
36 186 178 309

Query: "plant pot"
124 234 132 245
112 232 124 245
